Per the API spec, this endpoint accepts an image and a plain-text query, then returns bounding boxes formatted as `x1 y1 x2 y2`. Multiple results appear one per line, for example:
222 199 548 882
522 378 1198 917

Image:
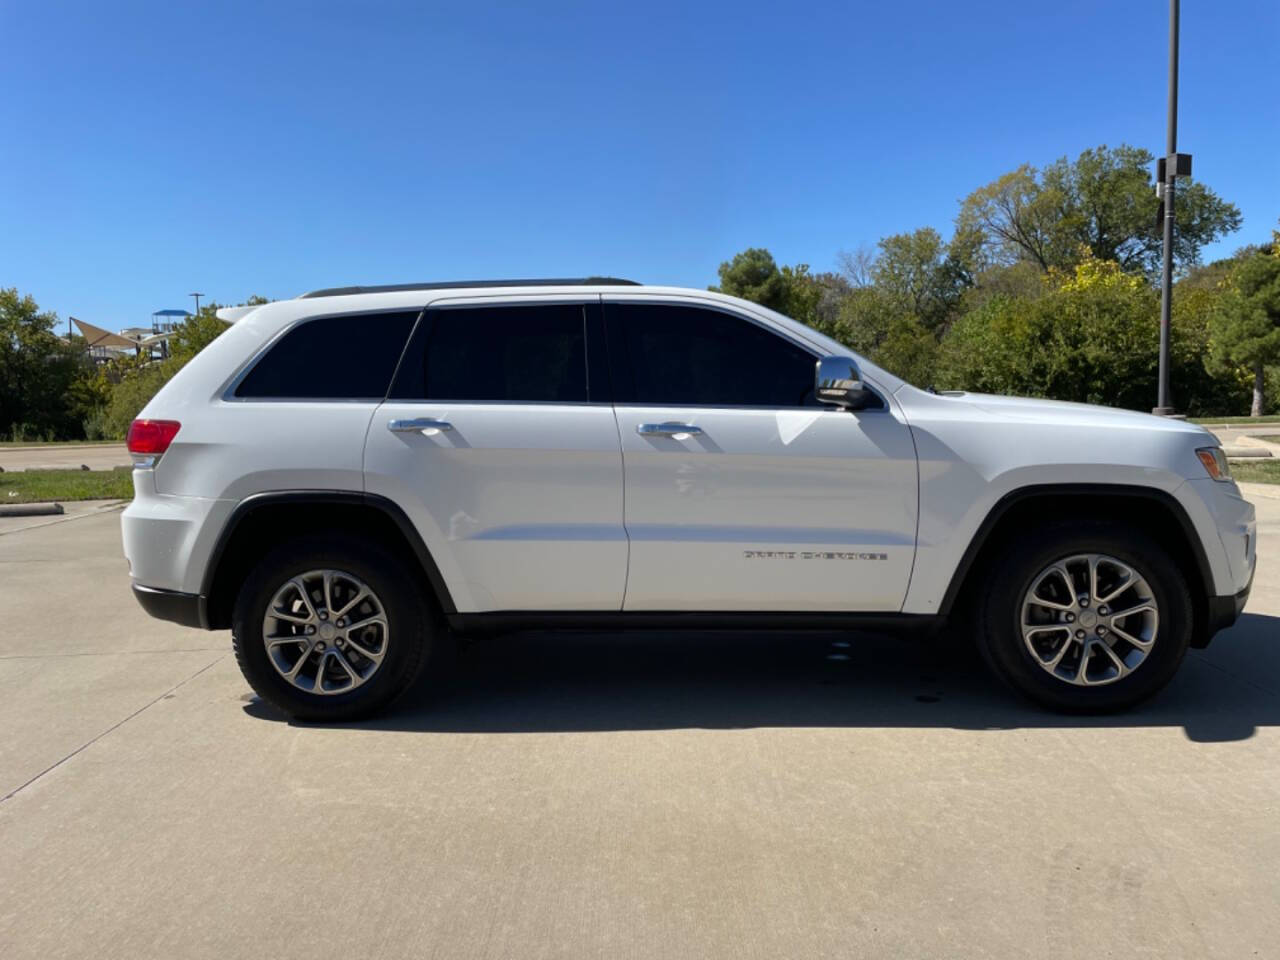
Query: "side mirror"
815 356 872 409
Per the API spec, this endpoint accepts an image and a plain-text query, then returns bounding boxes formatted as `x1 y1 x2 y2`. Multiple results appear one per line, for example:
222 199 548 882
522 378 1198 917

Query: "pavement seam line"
0 502 128 537
0 648 227 660
0 653 226 804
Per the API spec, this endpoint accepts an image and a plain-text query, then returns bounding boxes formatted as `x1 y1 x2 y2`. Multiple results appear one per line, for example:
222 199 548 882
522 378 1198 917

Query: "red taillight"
127 419 181 455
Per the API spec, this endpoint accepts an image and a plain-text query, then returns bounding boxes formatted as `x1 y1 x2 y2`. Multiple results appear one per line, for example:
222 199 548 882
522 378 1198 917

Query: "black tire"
232 534 446 721
976 523 1192 712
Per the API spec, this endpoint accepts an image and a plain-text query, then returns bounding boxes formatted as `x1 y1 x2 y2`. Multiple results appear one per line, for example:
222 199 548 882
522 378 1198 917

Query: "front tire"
232 535 443 721
976 523 1192 712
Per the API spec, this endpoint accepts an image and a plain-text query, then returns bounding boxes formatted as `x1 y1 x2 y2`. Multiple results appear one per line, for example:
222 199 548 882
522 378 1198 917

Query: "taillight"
127 419 181 457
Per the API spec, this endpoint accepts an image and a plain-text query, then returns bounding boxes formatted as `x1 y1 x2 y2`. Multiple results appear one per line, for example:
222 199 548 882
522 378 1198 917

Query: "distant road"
0 444 130 472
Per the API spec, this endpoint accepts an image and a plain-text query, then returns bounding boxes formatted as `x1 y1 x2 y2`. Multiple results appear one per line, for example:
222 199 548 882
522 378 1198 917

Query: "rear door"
364 297 626 612
604 297 918 612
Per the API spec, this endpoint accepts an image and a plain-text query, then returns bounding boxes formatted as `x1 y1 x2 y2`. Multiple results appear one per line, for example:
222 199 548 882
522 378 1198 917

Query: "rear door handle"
637 422 703 438
388 417 453 433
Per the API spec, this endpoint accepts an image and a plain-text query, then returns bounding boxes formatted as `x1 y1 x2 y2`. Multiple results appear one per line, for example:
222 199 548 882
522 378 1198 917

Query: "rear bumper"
132 583 210 630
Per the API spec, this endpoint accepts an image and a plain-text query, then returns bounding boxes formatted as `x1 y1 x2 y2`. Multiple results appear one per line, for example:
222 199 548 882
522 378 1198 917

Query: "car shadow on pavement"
244 612 1280 743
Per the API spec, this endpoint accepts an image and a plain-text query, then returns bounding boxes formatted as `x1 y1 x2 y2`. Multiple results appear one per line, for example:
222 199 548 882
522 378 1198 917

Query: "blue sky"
2 1 1277 328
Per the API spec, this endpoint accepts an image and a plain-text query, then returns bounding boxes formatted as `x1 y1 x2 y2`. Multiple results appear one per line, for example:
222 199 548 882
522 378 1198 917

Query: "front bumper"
131 583 210 630
1199 571 1253 646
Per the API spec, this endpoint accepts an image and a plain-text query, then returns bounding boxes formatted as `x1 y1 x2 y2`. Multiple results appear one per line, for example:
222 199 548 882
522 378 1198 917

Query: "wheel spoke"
323 571 334 615
286 642 316 680
289 578 319 620
1109 602 1155 623
334 587 370 619
1097 641 1128 677
345 635 385 664
270 608 312 625
1028 595 1074 612
1047 635 1076 669
1097 573 1135 604
333 648 361 685
1088 556 1100 605
1110 622 1153 650
344 613 387 633
1075 639 1093 683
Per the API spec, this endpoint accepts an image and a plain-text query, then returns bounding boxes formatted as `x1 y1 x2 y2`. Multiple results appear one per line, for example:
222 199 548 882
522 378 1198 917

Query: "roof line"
299 277 641 299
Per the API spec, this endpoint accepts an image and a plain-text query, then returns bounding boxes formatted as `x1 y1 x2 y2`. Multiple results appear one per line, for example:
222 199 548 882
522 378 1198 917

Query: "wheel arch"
939 484 1214 644
202 491 455 630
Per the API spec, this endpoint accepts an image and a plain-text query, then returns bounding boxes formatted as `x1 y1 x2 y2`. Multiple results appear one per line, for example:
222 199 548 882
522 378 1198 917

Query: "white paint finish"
120 473 234 594
120 281 1254 623
613 405 918 610
895 385 1254 611
364 403 626 611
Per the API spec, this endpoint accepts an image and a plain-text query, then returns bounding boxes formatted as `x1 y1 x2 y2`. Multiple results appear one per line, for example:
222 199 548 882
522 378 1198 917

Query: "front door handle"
388 417 453 433
637 422 703 438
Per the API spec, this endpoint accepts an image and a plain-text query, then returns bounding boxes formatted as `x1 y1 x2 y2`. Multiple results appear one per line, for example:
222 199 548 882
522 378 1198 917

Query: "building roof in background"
72 317 138 349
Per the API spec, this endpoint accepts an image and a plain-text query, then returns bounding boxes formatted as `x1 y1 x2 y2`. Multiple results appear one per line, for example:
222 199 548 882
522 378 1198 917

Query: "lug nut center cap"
1078 610 1098 629
318 622 337 641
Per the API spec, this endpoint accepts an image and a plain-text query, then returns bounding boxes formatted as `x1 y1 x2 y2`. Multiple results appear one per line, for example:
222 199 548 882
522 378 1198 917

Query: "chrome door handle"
636 422 703 438
388 417 453 433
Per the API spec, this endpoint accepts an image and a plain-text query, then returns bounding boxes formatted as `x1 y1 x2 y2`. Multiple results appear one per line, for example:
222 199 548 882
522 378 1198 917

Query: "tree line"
0 294 259 442
712 145 1279 417
3 144 1279 442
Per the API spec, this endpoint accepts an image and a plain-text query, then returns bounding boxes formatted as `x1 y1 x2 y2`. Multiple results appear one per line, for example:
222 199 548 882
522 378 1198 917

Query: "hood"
919 389 1213 437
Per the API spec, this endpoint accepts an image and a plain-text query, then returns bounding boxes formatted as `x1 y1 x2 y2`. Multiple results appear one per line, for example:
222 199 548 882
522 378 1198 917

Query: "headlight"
1196 446 1232 482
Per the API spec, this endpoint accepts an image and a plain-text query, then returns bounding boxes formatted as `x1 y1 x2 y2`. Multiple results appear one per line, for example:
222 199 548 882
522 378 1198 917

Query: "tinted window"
235 311 418 399
421 304 588 402
610 304 817 406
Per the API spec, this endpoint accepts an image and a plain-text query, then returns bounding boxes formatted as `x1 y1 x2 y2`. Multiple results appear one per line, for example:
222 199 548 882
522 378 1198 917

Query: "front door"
365 298 626 612
604 297 918 612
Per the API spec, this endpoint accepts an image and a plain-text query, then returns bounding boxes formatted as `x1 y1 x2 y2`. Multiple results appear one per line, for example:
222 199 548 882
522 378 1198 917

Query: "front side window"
413 303 590 402
608 303 817 407
235 311 419 399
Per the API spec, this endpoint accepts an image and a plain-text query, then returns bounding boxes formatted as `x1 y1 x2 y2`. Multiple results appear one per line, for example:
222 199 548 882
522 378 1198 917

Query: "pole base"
1152 406 1178 417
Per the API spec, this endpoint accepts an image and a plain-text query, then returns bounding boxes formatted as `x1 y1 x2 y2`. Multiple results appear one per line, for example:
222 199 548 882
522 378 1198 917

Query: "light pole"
1154 0 1188 416
190 292 204 319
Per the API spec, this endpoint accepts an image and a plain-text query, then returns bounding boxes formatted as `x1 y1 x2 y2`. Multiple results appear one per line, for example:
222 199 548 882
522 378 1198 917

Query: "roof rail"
299 277 641 299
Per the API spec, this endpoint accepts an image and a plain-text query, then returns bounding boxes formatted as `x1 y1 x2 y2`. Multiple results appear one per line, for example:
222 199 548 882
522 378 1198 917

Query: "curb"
0 502 65 518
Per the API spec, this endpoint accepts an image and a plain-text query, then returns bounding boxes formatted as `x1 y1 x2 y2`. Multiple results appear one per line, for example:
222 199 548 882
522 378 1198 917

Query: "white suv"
122 279 1256 720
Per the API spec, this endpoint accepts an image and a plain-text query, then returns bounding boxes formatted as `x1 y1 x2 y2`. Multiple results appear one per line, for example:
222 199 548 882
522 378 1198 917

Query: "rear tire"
976 523 1192 712
232 535 445 721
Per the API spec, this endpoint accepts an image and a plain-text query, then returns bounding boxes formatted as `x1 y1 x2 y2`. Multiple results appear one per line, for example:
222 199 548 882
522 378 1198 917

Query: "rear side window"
398 303 589 402
234 311 419 399
608 303 818 407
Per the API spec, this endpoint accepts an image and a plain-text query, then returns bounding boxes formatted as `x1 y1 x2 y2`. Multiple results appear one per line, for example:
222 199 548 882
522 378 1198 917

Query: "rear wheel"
976 524 1192 712
232 535 444 721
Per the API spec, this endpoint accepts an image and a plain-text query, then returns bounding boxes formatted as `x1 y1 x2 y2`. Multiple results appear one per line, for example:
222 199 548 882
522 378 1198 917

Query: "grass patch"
1191 415 1280 425
1230 460 1280 485
2 469 133 504
1248 435 1280 444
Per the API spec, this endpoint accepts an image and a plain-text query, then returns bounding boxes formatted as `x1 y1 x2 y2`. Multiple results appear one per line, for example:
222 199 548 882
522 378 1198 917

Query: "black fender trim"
938 483 1215 618
201 490 456 618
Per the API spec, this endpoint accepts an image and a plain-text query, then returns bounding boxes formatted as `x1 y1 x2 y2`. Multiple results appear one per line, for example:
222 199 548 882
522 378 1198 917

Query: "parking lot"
1 487 1278 959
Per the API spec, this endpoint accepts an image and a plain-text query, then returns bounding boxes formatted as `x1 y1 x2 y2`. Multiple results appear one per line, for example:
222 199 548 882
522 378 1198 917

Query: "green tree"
872 227 974 330
937 256 1163 408
711 248 792 313
1209 239 1280 416
0 288 91 440
958 145 1240 276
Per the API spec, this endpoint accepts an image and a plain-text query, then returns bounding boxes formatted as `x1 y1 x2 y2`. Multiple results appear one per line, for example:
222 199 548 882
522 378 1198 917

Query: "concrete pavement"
1 490 1278 959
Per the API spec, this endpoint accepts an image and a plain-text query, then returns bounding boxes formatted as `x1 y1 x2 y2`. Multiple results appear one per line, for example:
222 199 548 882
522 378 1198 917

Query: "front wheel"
976 524 1192 712
232 535 443 721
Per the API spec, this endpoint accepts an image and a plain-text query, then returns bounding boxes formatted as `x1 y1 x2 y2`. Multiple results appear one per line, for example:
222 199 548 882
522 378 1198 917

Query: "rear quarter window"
234 311 419 399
